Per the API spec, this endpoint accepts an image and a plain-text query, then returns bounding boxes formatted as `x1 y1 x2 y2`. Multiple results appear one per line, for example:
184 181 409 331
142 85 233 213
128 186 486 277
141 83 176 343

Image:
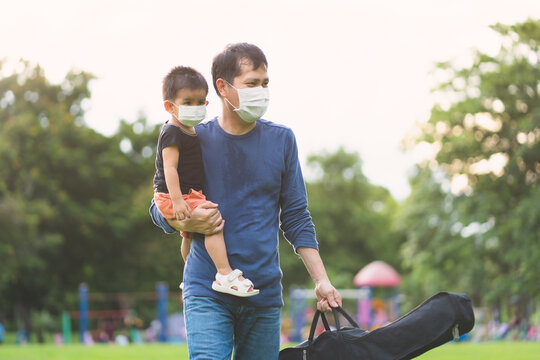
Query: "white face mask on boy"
225 81 269 123
170 102 206 127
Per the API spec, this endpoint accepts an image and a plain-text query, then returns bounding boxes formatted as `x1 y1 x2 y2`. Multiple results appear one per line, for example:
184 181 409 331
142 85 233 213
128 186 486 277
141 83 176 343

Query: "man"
150 43 341 359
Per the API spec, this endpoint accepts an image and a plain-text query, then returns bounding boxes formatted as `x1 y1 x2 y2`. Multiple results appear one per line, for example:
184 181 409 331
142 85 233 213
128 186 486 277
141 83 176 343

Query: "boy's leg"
184 296 234 360
233 306 281 360
205 232 256 294
204 231 233 275
180 236 191 263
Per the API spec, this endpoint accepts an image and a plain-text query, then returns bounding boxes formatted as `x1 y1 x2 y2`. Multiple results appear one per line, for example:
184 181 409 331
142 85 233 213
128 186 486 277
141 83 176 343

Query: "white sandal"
212 269 260 297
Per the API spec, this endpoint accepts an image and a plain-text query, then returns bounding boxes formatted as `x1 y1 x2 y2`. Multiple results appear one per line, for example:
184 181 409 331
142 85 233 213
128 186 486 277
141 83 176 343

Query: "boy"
151 66 258 297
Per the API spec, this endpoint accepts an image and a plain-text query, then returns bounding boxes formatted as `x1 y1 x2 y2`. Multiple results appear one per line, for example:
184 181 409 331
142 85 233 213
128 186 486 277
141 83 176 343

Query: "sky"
2 0 540 199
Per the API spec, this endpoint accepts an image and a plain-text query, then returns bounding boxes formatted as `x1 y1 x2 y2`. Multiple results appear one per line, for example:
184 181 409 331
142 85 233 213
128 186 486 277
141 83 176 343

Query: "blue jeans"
184 296 281 360
149 198 177 234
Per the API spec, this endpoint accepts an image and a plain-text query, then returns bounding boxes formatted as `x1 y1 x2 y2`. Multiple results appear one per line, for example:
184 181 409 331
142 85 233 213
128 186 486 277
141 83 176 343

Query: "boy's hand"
172 198 191 220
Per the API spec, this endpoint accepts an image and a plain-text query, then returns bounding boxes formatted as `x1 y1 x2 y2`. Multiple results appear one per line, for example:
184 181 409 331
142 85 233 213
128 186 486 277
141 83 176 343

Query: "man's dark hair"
162 66 208 101
211 43 268 96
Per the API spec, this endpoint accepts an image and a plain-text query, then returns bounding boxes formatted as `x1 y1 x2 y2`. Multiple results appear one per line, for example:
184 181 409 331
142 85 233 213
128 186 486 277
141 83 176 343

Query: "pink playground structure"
354 260 401 329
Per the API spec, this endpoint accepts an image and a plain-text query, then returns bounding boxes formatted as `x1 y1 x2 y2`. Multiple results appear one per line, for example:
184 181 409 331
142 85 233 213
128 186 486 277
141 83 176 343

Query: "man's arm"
278 130 342 311
297 247 342 311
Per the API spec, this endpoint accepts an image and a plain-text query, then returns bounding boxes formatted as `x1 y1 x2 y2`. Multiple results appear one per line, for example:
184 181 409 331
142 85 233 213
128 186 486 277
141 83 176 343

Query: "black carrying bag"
279 292 475 360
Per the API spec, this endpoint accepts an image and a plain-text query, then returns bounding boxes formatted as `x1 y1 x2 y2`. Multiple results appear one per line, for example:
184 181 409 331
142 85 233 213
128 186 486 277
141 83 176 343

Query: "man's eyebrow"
243 77 270 82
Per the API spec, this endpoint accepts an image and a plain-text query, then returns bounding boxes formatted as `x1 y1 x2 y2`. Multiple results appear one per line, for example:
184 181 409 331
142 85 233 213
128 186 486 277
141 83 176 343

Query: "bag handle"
331 306 360 329
308 306 360 343
308 310 331 343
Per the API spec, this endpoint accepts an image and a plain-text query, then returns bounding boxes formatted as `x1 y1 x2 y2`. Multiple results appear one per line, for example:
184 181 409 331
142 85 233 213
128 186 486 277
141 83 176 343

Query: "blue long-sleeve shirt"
182 117 318 307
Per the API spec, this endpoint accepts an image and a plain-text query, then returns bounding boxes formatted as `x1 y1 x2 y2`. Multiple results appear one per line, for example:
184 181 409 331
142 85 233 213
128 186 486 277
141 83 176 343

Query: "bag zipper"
452 324 460 341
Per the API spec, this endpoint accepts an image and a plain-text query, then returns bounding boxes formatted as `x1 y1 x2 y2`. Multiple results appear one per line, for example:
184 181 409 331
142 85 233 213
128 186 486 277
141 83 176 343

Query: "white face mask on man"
169 102 206 127
225 81 270 123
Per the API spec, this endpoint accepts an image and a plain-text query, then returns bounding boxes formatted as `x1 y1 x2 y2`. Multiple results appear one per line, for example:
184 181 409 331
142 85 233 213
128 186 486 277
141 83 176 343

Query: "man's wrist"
315 278 330 287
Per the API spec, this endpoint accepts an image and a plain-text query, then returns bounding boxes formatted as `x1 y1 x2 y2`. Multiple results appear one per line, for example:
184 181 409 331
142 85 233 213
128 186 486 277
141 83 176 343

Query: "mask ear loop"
225 97 239 111
223 80 239 111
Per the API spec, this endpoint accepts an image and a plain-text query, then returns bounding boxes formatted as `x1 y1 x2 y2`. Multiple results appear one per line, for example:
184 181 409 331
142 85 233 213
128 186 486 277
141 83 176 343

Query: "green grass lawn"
0 342 538 359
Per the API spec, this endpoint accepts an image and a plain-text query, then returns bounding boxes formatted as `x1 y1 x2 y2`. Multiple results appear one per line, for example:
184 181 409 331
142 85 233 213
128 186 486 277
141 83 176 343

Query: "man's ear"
216 78 228 98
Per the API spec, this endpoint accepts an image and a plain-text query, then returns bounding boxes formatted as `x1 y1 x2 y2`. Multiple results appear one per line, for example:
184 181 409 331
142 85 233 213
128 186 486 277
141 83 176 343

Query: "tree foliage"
399 19 540 309
0 61 182 333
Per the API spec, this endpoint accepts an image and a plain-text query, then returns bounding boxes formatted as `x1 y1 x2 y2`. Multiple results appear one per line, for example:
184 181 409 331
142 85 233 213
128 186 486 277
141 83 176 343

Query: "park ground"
0 342 539 359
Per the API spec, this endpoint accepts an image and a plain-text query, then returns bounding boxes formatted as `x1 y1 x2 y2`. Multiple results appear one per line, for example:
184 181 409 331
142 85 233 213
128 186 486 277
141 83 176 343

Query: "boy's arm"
161 145 224 234
162 146 191 220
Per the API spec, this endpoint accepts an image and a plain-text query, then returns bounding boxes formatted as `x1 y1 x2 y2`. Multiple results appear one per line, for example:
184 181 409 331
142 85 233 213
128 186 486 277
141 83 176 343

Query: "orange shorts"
153 189 207 239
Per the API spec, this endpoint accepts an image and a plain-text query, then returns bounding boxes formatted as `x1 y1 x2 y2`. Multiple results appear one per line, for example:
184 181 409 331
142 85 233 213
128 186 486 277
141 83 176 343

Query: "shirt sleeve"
160 126 182 150
279 130 318 252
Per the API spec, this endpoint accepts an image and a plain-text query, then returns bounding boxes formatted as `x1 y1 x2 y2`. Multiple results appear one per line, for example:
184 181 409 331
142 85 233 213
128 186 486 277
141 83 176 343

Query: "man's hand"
167 201 224 235
315 279 342 312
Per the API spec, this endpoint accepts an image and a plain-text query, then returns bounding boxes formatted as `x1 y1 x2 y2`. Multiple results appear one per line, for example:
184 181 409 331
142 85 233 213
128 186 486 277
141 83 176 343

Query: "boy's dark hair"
162 66 208 101
211 43 268 96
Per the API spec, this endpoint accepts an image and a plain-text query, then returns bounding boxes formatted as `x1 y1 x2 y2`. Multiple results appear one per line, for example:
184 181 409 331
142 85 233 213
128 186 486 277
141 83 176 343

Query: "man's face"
225 60 269 108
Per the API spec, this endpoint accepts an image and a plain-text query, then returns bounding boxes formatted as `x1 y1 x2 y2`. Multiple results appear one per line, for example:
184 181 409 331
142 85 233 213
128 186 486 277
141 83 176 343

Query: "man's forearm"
297 246 342 310
297 246 330 285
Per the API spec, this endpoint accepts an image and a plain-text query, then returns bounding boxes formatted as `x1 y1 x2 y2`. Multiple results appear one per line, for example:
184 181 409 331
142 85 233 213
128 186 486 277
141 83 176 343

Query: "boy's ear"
216 78 228 98
164 100 174 113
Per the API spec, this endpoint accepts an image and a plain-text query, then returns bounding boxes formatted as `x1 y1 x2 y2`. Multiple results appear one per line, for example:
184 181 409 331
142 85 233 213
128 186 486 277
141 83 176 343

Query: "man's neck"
218 103 256 135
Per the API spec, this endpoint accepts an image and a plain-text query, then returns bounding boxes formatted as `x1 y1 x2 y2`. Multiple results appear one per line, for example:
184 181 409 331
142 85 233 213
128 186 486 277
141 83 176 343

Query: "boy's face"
165 88 207 115
225 61 269 108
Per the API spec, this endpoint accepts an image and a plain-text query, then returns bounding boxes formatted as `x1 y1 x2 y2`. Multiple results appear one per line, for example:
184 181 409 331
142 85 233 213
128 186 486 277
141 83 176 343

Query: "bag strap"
308 307 361 342
308 310 331 343
331 306 360 329
320 311 330 330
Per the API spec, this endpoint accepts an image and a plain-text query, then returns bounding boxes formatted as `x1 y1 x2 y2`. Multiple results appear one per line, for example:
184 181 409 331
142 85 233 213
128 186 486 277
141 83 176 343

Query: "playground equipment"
62 282 174 344
289 260 401 342
354 260 401 329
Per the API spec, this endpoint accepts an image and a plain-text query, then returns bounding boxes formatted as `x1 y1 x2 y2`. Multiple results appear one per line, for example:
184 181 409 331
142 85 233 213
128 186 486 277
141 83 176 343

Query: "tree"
399 19 540 312
0 60 182 336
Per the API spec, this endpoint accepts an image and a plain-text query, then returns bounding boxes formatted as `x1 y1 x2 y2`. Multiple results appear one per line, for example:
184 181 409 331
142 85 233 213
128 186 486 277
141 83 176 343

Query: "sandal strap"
241 278 253 287
226 269 243 282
